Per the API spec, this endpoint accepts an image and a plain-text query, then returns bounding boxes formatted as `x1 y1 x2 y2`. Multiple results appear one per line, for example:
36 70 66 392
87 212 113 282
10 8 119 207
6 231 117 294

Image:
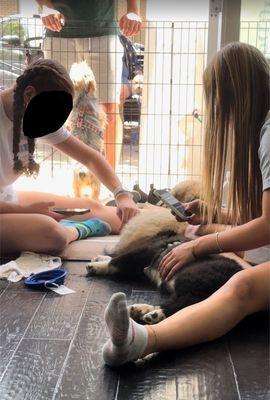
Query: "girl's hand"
42 13 65 32
115 194 140 229
23 202 64 221
173 199 204 225
159 240 198 281
119 13 142 36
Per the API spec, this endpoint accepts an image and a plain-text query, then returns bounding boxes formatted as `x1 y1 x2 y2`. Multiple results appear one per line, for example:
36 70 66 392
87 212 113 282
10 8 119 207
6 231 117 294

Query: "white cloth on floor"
0 252 62 282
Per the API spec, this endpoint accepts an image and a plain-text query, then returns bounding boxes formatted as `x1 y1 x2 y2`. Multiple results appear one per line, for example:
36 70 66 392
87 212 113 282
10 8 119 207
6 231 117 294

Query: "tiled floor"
0 261 269 400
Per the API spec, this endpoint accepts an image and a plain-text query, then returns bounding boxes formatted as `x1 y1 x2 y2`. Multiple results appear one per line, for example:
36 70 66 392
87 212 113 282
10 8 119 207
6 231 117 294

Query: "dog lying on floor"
67 61 107 199
86 208 244 325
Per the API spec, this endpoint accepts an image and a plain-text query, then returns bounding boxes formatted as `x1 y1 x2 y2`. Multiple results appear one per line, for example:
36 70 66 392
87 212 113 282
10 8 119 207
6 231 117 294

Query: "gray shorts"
43 35 123 103
0 185 18 203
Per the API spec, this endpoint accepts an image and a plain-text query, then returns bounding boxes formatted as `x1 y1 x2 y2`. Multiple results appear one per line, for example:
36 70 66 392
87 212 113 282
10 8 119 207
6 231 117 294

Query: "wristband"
191 244 199 260
215 232 224 252
113 187 132 200
191 240 200 260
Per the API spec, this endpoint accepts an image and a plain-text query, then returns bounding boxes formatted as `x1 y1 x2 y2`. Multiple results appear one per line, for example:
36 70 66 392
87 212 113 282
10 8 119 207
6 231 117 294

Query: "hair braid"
13 75 25 174
12 59 74 177
13 70 41 176
27 137 39 177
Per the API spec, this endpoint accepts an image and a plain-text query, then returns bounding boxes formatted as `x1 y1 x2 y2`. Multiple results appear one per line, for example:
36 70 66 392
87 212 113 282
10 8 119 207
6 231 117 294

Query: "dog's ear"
79 171 86 179
86 80 96 94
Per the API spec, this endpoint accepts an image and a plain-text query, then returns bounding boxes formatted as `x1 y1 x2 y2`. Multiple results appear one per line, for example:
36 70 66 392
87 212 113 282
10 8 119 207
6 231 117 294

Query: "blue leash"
24 268 67 290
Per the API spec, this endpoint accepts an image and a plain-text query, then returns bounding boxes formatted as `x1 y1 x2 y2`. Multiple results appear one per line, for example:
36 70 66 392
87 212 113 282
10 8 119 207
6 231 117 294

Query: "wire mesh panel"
0 15 43 87
136 21 207 191
0 16 269 196
240 20 270 59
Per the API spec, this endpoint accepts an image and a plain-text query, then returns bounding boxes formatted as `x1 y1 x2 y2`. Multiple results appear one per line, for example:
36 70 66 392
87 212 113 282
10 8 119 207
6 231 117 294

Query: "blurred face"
22 90 73 139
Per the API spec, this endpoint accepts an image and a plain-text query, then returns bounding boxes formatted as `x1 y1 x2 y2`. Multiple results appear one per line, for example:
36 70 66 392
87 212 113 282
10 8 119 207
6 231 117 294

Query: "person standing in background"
36 0 142 168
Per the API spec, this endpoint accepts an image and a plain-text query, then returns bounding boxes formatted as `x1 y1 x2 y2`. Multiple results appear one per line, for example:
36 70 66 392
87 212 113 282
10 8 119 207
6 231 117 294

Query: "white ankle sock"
102 292 148 366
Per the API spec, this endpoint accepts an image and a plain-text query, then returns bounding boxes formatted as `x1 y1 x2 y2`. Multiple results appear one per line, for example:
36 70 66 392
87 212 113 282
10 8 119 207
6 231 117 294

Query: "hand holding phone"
153 189 193 221
51 208 90 216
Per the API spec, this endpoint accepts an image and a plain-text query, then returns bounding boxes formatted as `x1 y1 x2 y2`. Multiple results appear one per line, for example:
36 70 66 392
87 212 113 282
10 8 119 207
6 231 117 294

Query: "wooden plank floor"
0 261 269 400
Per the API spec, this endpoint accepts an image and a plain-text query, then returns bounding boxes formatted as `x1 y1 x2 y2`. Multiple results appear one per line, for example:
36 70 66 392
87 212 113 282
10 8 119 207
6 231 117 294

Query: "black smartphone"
51 208 90 216
153 189 193 221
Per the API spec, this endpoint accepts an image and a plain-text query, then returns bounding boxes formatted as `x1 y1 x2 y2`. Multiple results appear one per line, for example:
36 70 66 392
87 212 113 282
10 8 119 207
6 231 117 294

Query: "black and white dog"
86 209 244 325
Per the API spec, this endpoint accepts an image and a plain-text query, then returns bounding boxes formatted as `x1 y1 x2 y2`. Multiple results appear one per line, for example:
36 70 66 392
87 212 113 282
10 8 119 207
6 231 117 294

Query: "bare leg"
103 263 270 365
0 214 79 255
17 191 121 234
119 84 131 120
144 262 270 355
103 103 122 169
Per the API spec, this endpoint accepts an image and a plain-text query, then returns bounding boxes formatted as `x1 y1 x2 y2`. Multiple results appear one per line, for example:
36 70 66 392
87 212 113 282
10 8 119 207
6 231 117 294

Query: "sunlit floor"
14 144 139 200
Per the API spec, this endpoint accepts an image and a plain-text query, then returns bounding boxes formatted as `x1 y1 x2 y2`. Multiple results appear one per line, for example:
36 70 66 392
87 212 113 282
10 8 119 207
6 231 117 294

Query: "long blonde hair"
202 42 270 225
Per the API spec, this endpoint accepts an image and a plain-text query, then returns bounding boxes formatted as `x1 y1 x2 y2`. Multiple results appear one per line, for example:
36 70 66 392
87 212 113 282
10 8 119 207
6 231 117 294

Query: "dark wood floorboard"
53 297 117 400
227 313 270 400
53 279 131 400
0 261 268 400
0 283 45 377
25 275 91 340
117 341 240 400
0 280 9 297
0 338 70 400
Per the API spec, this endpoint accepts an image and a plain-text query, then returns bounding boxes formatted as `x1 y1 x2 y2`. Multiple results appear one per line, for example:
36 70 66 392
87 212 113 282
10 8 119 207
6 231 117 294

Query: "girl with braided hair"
0 59 139 255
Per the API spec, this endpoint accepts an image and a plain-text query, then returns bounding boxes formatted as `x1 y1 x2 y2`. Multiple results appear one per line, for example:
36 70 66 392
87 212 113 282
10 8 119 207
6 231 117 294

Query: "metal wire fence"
0 17 269 195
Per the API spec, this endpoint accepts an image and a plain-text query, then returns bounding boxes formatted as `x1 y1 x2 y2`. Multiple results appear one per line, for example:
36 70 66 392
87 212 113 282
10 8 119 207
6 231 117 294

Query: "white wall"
147 0 270 22
147 0 209 21
240 0 270 56
19 0 39 16
241 0 270 21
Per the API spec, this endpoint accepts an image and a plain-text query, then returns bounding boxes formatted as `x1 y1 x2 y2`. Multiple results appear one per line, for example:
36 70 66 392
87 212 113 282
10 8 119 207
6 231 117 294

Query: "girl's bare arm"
54 135 123 193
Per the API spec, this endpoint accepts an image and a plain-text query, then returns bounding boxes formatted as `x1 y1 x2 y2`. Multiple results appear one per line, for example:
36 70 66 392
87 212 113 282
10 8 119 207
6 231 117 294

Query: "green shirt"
46 0 118 38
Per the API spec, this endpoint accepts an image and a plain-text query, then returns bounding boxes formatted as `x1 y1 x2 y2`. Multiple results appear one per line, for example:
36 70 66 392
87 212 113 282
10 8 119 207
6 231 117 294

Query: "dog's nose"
79 171 86 179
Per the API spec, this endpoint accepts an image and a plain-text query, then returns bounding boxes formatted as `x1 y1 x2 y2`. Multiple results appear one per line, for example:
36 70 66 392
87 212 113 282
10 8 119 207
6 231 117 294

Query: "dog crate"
1 14 269 196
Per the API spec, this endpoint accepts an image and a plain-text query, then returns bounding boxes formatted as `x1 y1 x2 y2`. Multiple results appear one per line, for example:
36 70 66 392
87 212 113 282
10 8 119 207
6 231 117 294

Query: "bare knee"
225 270 254 313
43 222 68 254
89 199 104 212
86 199 106 217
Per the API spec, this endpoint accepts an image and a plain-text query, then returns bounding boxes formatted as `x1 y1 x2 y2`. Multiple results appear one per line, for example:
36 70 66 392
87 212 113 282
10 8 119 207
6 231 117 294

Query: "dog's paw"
86 262 98 275
92 255 112 262
86 257 117 276
142 309 166 324
128 304 156 322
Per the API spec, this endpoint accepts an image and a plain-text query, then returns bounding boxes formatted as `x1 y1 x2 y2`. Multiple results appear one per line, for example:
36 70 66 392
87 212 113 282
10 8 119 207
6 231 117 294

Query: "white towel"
0 252 62 282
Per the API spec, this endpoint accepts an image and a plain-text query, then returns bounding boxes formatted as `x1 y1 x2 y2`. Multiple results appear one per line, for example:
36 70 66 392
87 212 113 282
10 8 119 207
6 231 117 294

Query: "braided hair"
13 59 74 177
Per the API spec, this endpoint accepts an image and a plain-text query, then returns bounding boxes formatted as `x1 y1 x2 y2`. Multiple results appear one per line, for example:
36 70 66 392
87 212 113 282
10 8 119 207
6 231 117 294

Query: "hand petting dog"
159 240 198 281
115 194 140 230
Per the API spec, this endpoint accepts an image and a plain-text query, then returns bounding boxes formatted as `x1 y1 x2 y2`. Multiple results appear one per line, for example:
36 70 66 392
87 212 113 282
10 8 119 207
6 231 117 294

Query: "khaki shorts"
43 35 123 103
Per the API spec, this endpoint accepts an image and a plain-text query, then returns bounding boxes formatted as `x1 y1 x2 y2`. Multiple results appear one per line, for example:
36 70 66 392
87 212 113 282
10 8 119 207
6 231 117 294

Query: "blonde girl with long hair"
101 42 270 366
0 59 139 256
